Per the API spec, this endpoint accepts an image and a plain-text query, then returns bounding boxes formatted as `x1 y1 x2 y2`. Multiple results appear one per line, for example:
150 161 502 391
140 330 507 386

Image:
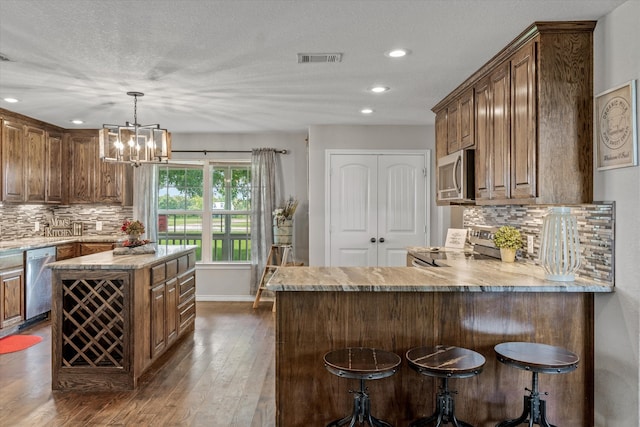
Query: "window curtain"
133 164 158 242
251 148 277 294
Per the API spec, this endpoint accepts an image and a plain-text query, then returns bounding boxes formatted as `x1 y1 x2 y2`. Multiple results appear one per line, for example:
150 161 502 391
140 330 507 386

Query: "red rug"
0 334 43 354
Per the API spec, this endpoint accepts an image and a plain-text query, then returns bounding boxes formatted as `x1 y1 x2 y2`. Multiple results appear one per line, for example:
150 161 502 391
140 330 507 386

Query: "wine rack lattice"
61 277 126 368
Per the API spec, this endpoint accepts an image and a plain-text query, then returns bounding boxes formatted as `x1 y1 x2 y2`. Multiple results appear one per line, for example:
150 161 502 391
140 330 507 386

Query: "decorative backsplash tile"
463 202 615 285
0 203 133 240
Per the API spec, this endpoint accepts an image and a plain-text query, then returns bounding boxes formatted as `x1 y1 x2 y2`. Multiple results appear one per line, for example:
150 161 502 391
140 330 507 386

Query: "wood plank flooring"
0 302 276 427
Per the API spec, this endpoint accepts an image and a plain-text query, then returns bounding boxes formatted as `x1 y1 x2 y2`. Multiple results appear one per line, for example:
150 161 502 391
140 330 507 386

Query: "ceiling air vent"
297 53 343 64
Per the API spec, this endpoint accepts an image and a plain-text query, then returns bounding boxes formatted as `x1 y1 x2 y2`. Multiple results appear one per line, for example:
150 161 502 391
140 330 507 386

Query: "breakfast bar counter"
267 262 611 427
48 245 197 390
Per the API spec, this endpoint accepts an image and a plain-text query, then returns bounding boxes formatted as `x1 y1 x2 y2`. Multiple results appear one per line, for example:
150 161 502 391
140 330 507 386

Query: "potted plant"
493 226 522 263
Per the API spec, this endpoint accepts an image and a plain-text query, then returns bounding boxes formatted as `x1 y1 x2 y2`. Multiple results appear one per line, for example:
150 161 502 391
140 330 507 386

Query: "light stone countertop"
47 245 197 270
266 258 613 293
0 235 123 253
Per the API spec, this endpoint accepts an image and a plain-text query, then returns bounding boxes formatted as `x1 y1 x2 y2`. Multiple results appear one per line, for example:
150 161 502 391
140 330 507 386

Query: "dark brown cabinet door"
1 121 25 202
489 62 510 200
96 160 123 204
165 278 178 344
46 133 64 203
474 77 491 200
69 134 96 203
151 283 166 357
510 41 537 200
0 268 24 329
25 126 47 203
459 88 475 150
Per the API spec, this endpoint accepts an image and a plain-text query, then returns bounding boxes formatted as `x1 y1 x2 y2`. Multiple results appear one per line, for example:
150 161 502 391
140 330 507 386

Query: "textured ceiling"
0 0 627 133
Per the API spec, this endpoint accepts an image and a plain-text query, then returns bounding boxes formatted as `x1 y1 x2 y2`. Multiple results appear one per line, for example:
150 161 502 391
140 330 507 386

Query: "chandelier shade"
100 92 171 165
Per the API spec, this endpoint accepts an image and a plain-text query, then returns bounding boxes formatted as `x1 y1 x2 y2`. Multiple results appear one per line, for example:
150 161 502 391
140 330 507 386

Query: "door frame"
324 149 431 265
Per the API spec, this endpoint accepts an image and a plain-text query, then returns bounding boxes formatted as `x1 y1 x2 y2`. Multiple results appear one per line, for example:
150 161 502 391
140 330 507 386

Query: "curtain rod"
172 149 288 155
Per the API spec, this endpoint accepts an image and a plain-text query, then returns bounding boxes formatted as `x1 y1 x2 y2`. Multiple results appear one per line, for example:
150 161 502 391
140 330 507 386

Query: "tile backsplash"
464 202 615 285
0 203 133 240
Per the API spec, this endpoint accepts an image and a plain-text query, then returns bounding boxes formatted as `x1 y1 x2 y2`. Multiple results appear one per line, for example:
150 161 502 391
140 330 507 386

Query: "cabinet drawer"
166 259 178 279
177 255 189 274
179 273 195 301
56 244 76 260
178 297 196 330
179 284 195 305
151 263 166 286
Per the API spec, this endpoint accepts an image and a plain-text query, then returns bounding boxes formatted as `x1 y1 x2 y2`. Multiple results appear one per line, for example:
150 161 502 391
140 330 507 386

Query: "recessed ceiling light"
3 97 19 103
361 108 374 114
370 86 389 93
70 119 84 125
386 49 410 58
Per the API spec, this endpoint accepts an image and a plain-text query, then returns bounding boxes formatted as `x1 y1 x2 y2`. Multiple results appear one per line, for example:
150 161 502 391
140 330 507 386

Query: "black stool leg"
496 373 557 427
327 379 393 427
409 378 474 427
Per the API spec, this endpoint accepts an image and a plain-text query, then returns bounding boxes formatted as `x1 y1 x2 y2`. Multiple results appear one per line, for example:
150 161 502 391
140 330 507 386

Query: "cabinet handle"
379 237 385 243
370 237 376 243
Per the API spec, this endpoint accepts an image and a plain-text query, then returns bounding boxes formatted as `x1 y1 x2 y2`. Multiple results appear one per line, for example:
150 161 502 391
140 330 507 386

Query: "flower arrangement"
273 197 299 227
493 226 523 250
121 219 145 236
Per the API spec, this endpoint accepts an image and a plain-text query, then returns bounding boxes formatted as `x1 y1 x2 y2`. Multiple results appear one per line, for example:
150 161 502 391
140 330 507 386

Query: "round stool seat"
407 345 486 378
324 347 401 380
324 347 401 427
494 342 579 374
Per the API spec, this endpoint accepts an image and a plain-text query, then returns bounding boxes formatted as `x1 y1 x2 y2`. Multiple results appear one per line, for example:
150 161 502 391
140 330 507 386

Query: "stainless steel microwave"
437 149 475 202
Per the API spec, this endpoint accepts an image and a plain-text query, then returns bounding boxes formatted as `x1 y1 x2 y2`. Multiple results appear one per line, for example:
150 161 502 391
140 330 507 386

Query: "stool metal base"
327 379 392 427
409 378 474 427
496 372 556 427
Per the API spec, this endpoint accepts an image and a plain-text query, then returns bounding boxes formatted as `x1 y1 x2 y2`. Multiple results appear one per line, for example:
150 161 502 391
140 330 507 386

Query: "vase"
128 233 140 242
539 206 580 281
500 247 516 263
273 218 293 245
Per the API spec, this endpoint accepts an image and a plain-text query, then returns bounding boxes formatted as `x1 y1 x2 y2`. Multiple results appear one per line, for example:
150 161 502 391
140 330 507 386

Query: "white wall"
307 124 443 265
593 1 640 425
170 131 308 299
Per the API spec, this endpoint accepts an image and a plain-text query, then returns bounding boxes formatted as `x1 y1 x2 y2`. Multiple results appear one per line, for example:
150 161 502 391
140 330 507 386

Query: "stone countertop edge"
0 235 125 252
265 264 613 293
47 245 198 270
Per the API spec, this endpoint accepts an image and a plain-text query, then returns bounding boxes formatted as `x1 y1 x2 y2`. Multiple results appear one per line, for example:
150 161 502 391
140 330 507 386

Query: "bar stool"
323 347 401 427
406 345 486 427
494 342 579 427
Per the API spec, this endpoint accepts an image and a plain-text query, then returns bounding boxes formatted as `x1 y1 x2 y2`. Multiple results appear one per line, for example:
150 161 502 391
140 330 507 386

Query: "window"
158 162 251 262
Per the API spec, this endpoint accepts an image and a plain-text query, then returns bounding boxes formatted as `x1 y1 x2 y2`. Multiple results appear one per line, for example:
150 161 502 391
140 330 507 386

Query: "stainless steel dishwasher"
25 246 57 320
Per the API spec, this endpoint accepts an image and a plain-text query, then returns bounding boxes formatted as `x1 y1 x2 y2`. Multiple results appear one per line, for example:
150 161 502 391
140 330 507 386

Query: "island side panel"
51 269 133 390
275 291 593 427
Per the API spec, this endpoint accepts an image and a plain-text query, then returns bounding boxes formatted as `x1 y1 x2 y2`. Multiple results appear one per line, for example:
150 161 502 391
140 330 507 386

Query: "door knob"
370 237 376 243
379 237 385 243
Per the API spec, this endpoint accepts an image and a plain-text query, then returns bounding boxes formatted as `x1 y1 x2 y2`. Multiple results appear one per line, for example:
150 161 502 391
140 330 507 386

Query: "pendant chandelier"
100 91 170 165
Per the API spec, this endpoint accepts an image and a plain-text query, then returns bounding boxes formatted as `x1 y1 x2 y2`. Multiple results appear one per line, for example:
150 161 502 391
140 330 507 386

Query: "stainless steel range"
408 225 501 267
467 225 501 259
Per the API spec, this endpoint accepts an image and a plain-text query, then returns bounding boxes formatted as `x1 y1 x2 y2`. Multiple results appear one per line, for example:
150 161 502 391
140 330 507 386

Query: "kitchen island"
48 245 197 390
267 260 612 427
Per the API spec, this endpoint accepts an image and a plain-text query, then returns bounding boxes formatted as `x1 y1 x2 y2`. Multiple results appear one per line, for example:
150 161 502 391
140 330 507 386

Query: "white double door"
328 151 428 266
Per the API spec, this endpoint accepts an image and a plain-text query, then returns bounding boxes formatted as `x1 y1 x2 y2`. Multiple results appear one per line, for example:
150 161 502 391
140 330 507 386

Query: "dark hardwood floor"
0 302 276 427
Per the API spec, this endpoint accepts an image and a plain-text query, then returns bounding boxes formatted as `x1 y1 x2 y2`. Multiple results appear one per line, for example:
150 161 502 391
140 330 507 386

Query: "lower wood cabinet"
56 243 77 260
0 252 25 331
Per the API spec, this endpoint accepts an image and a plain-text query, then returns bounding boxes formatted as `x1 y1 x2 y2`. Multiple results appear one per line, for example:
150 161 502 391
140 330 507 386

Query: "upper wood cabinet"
443 87 475 155
68 130 130 205
432 21 596 205
1 120 25 202
1 118 64 204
